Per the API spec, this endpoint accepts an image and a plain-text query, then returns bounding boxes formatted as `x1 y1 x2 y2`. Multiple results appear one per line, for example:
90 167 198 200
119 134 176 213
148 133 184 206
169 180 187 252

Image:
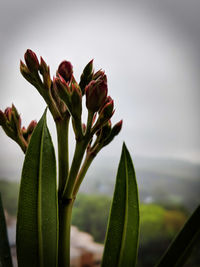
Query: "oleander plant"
0 49 199 267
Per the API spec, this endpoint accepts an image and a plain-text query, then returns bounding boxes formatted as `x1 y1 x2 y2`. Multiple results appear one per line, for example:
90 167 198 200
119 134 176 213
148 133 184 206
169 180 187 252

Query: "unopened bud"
40 57 51 89
10 104 21 131
85 79 108 112
27 120 37 134
24 49 39 72
98 121 112 143
79 59 94 94
93 70 106 81
71 83 82 119
98 100 114 125
57 61 73 83
4 107 12 121
21 126 27 134
20 60 34 83
111 120 123 136
40 57 48 74
103 120 123 146
82 123 86 134
54 76 72 111
0 110 6 125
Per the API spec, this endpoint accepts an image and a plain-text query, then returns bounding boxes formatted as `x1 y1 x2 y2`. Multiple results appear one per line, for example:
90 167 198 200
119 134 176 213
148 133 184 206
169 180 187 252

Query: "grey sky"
0 0 200 179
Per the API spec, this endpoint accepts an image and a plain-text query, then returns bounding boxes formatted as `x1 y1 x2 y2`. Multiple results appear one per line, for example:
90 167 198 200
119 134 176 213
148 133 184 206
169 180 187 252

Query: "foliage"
72 194 111 243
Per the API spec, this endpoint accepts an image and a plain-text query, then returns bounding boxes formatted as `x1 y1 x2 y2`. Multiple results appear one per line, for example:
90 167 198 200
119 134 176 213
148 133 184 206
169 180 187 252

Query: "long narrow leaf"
155 205 200 267
0 194 13 267
101 143 140 267
16 109 58 267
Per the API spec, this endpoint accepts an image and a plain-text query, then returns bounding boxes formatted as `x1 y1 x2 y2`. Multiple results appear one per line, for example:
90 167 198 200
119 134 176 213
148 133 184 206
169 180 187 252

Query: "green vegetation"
72 194 187 244
1 180 199 266
72 194 111 243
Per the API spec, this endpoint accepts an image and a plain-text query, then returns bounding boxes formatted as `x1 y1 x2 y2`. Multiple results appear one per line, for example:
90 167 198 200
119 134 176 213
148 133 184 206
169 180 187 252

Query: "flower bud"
111 120 123 136
85 79 108 112
71 83 82 119
98 99 114 125
103 120 123 146
57 61 73 83
79 59 94 94
93 70 106 81
40 57 48 74
82 123 86 134
40 57 51 89
98 121 112 143
4 107 12 121
27 120 37 134
20 60 34 83
24 49 39 72
54 76 72 112
0 110 6 125
11 104 21 130
21 126 27 135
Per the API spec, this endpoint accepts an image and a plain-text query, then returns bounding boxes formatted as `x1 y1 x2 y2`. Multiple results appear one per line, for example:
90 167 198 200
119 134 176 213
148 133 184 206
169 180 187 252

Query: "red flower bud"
103 120 123 147
27 120 37 134
85 78 108 112
57 61 73 83
82 123 86 134
21 126 27 134
79 59 94 94
0 110 6 125
11 104 21 130
71 83 82 119
112 120 123 136
40 57 51 89
99 99 114 118
40 57 48 74
54 76 72 111
24 49 39 72
98 121 112 143
93 70 106 81
4 107 12 121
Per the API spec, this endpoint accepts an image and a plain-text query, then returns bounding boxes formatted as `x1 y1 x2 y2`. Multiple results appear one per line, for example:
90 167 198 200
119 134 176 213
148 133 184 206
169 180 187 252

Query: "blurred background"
0 0 200 266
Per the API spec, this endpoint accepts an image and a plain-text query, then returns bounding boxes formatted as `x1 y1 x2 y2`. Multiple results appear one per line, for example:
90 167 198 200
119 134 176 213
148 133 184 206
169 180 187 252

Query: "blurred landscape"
1 156 200 266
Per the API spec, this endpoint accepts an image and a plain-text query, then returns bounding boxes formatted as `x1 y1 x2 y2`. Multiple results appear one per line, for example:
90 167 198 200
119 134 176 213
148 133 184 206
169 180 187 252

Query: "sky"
0 0 200 179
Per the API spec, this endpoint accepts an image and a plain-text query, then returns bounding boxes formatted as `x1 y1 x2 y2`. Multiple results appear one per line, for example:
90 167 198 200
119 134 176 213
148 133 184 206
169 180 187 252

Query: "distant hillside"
79 157 200 211
1 157 200 214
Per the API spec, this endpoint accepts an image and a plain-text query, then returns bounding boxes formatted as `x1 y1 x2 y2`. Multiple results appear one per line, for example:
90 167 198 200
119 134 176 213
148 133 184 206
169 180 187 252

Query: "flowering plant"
0 50 199 267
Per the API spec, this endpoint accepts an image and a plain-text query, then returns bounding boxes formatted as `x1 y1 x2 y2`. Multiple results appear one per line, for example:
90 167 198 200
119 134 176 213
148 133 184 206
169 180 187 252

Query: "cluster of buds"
53 54 122 152
0 105 37 153
2 49 122 156
20 49 62 121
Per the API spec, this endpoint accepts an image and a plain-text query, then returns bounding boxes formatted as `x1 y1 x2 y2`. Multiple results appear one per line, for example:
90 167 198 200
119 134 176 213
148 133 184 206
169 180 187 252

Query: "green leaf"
101 143 140 267
16 109 58 267
155 205 200 267
0 194 13 267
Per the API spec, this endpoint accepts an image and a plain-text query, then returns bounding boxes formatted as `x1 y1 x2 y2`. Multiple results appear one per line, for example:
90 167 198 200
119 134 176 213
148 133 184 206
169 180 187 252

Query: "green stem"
86 110 94 136
33 76 62 121
62 140 87 199
73 152 94 196
58 200 74 267
56 116 70 195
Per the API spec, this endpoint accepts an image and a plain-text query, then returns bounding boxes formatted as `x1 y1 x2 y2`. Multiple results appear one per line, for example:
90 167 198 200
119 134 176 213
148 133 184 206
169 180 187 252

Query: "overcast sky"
0 0 200 179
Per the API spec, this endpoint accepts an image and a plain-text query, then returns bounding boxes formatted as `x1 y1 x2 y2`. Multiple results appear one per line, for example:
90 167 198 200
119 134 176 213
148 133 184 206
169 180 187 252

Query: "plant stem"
73 152 94 196
86 110 94 136
62 140 87 199
58 199 74 267
56 116 70 195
